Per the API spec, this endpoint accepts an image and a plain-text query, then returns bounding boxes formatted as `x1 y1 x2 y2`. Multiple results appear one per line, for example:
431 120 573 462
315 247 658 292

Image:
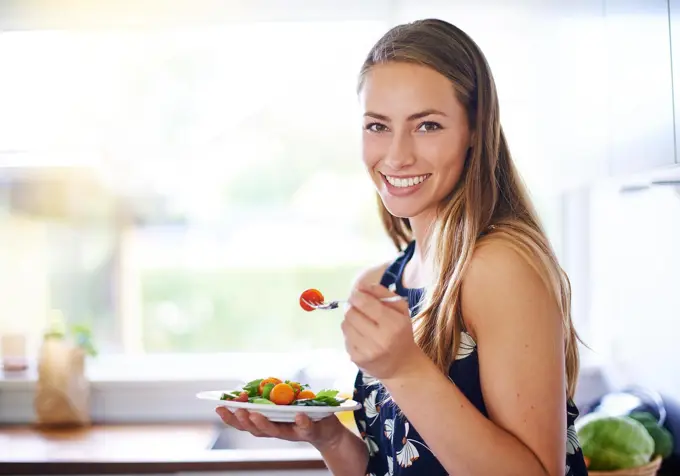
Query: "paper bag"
34 338 91 427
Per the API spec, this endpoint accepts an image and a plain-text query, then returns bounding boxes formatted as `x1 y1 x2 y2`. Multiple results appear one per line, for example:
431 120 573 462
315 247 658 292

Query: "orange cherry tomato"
269 383 295 405
296 389 316 400
299 288 324 312
258 377 282 395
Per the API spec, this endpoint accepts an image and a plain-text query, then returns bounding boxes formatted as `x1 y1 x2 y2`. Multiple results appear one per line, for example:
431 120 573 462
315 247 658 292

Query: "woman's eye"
365 122 388 133
417 121 442 132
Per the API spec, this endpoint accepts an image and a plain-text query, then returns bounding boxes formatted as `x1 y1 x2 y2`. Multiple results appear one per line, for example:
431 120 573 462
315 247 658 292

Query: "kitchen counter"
2 422 679 475
0 423 328 474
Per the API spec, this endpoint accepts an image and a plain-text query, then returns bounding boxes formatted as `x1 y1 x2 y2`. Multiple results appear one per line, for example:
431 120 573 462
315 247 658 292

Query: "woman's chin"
381 200 427 220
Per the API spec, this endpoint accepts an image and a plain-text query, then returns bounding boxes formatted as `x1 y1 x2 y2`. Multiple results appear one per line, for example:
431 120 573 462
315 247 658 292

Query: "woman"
217 18 588 476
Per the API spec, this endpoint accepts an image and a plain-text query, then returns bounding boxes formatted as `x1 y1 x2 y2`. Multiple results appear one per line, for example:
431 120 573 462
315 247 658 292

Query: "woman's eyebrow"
363 108 448 122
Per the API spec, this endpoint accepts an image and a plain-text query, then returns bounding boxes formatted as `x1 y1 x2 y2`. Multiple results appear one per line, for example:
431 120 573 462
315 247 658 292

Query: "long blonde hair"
359 19 581 399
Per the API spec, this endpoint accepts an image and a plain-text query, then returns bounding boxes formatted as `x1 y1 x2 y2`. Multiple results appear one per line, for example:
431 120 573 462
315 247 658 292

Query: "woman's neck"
404 210 437 289
409 209 436 259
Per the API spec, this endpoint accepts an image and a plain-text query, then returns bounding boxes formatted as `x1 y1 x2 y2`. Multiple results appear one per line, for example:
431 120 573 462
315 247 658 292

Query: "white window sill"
0 350 358 424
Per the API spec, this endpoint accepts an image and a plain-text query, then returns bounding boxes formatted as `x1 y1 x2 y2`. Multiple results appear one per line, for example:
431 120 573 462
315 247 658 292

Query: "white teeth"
384 174 429 188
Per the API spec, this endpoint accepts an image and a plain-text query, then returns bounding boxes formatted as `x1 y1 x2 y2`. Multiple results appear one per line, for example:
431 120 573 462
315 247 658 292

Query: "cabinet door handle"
650 180 680 186
619 185 651 193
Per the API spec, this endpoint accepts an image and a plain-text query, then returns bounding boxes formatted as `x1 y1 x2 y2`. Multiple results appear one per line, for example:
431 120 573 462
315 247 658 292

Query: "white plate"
196 390 362 422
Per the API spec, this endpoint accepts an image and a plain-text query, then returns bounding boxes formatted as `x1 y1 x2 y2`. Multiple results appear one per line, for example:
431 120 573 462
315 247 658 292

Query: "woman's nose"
383 130 416 170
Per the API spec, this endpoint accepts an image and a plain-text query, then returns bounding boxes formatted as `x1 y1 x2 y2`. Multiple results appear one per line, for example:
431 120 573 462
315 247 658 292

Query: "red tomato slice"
299 288 324 311
233 391 248 402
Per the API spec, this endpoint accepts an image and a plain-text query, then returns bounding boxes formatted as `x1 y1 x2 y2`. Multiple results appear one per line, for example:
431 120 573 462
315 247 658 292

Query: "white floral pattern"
384 418 395 443
396 422 420 468
455 331 476 360
386 456 394 476
359 420 380 457
566 424 580 455
364 389 379 424
366 435 380 456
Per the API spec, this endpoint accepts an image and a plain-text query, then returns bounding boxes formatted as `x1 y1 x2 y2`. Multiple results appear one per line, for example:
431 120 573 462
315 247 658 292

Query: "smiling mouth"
380 173 431 188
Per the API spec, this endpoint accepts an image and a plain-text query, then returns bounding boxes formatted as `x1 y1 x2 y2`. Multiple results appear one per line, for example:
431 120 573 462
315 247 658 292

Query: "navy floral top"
352 241 588 475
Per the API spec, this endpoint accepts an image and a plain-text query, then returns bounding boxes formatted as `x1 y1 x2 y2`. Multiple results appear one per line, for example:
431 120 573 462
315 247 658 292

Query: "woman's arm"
351 241 567 476
314 423 370 475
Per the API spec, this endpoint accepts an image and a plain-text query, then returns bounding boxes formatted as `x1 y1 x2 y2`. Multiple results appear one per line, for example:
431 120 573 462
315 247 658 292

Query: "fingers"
295 412 313 431
386 297 410 315
234 409 268 437
249 412 288 438
380 292 411 315
358 282 394 299
341 318 373 365
216 407 267 437
341 315 371 351
293 413 316 439
350 285 410 322
364 284 411 314
249 412 316 441
347 288 384 325
216 407 318 442
216 406 242 429
344 305 378 337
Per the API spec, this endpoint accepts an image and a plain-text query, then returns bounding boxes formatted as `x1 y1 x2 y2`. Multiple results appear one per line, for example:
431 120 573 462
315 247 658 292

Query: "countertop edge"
0 459 328 475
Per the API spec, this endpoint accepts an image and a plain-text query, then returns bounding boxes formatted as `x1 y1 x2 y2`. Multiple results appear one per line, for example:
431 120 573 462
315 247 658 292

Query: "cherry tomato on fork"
299 288 324 311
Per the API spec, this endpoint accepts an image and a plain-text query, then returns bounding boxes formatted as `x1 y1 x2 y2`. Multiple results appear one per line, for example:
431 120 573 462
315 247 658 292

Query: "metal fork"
302 295 406 310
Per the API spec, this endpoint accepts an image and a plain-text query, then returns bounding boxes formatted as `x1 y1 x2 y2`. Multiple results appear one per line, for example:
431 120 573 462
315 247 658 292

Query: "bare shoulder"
351 261 392 290
461 234 560 337
465 235 540 284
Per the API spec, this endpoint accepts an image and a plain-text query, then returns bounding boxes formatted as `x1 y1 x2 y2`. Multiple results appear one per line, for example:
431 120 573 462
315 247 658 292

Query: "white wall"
588 181 680 401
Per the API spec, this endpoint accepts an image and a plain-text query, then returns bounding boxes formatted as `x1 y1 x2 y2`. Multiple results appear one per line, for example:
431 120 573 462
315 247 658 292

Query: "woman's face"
359 62 471 219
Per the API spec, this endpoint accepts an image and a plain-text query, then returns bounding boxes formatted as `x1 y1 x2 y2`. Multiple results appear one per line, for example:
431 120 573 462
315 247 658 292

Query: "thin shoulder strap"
379 241 415 289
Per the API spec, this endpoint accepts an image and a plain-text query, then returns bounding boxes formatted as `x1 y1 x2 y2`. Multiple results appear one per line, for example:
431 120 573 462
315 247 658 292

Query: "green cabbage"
629 412 674 459
577 415 655 470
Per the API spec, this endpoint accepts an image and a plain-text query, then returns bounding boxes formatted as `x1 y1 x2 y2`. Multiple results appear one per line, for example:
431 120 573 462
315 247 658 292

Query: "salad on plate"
197 377 362 422
220 377 345 406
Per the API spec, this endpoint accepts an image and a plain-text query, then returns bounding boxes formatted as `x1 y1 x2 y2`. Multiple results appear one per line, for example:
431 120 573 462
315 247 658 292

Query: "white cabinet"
605 0 676 176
